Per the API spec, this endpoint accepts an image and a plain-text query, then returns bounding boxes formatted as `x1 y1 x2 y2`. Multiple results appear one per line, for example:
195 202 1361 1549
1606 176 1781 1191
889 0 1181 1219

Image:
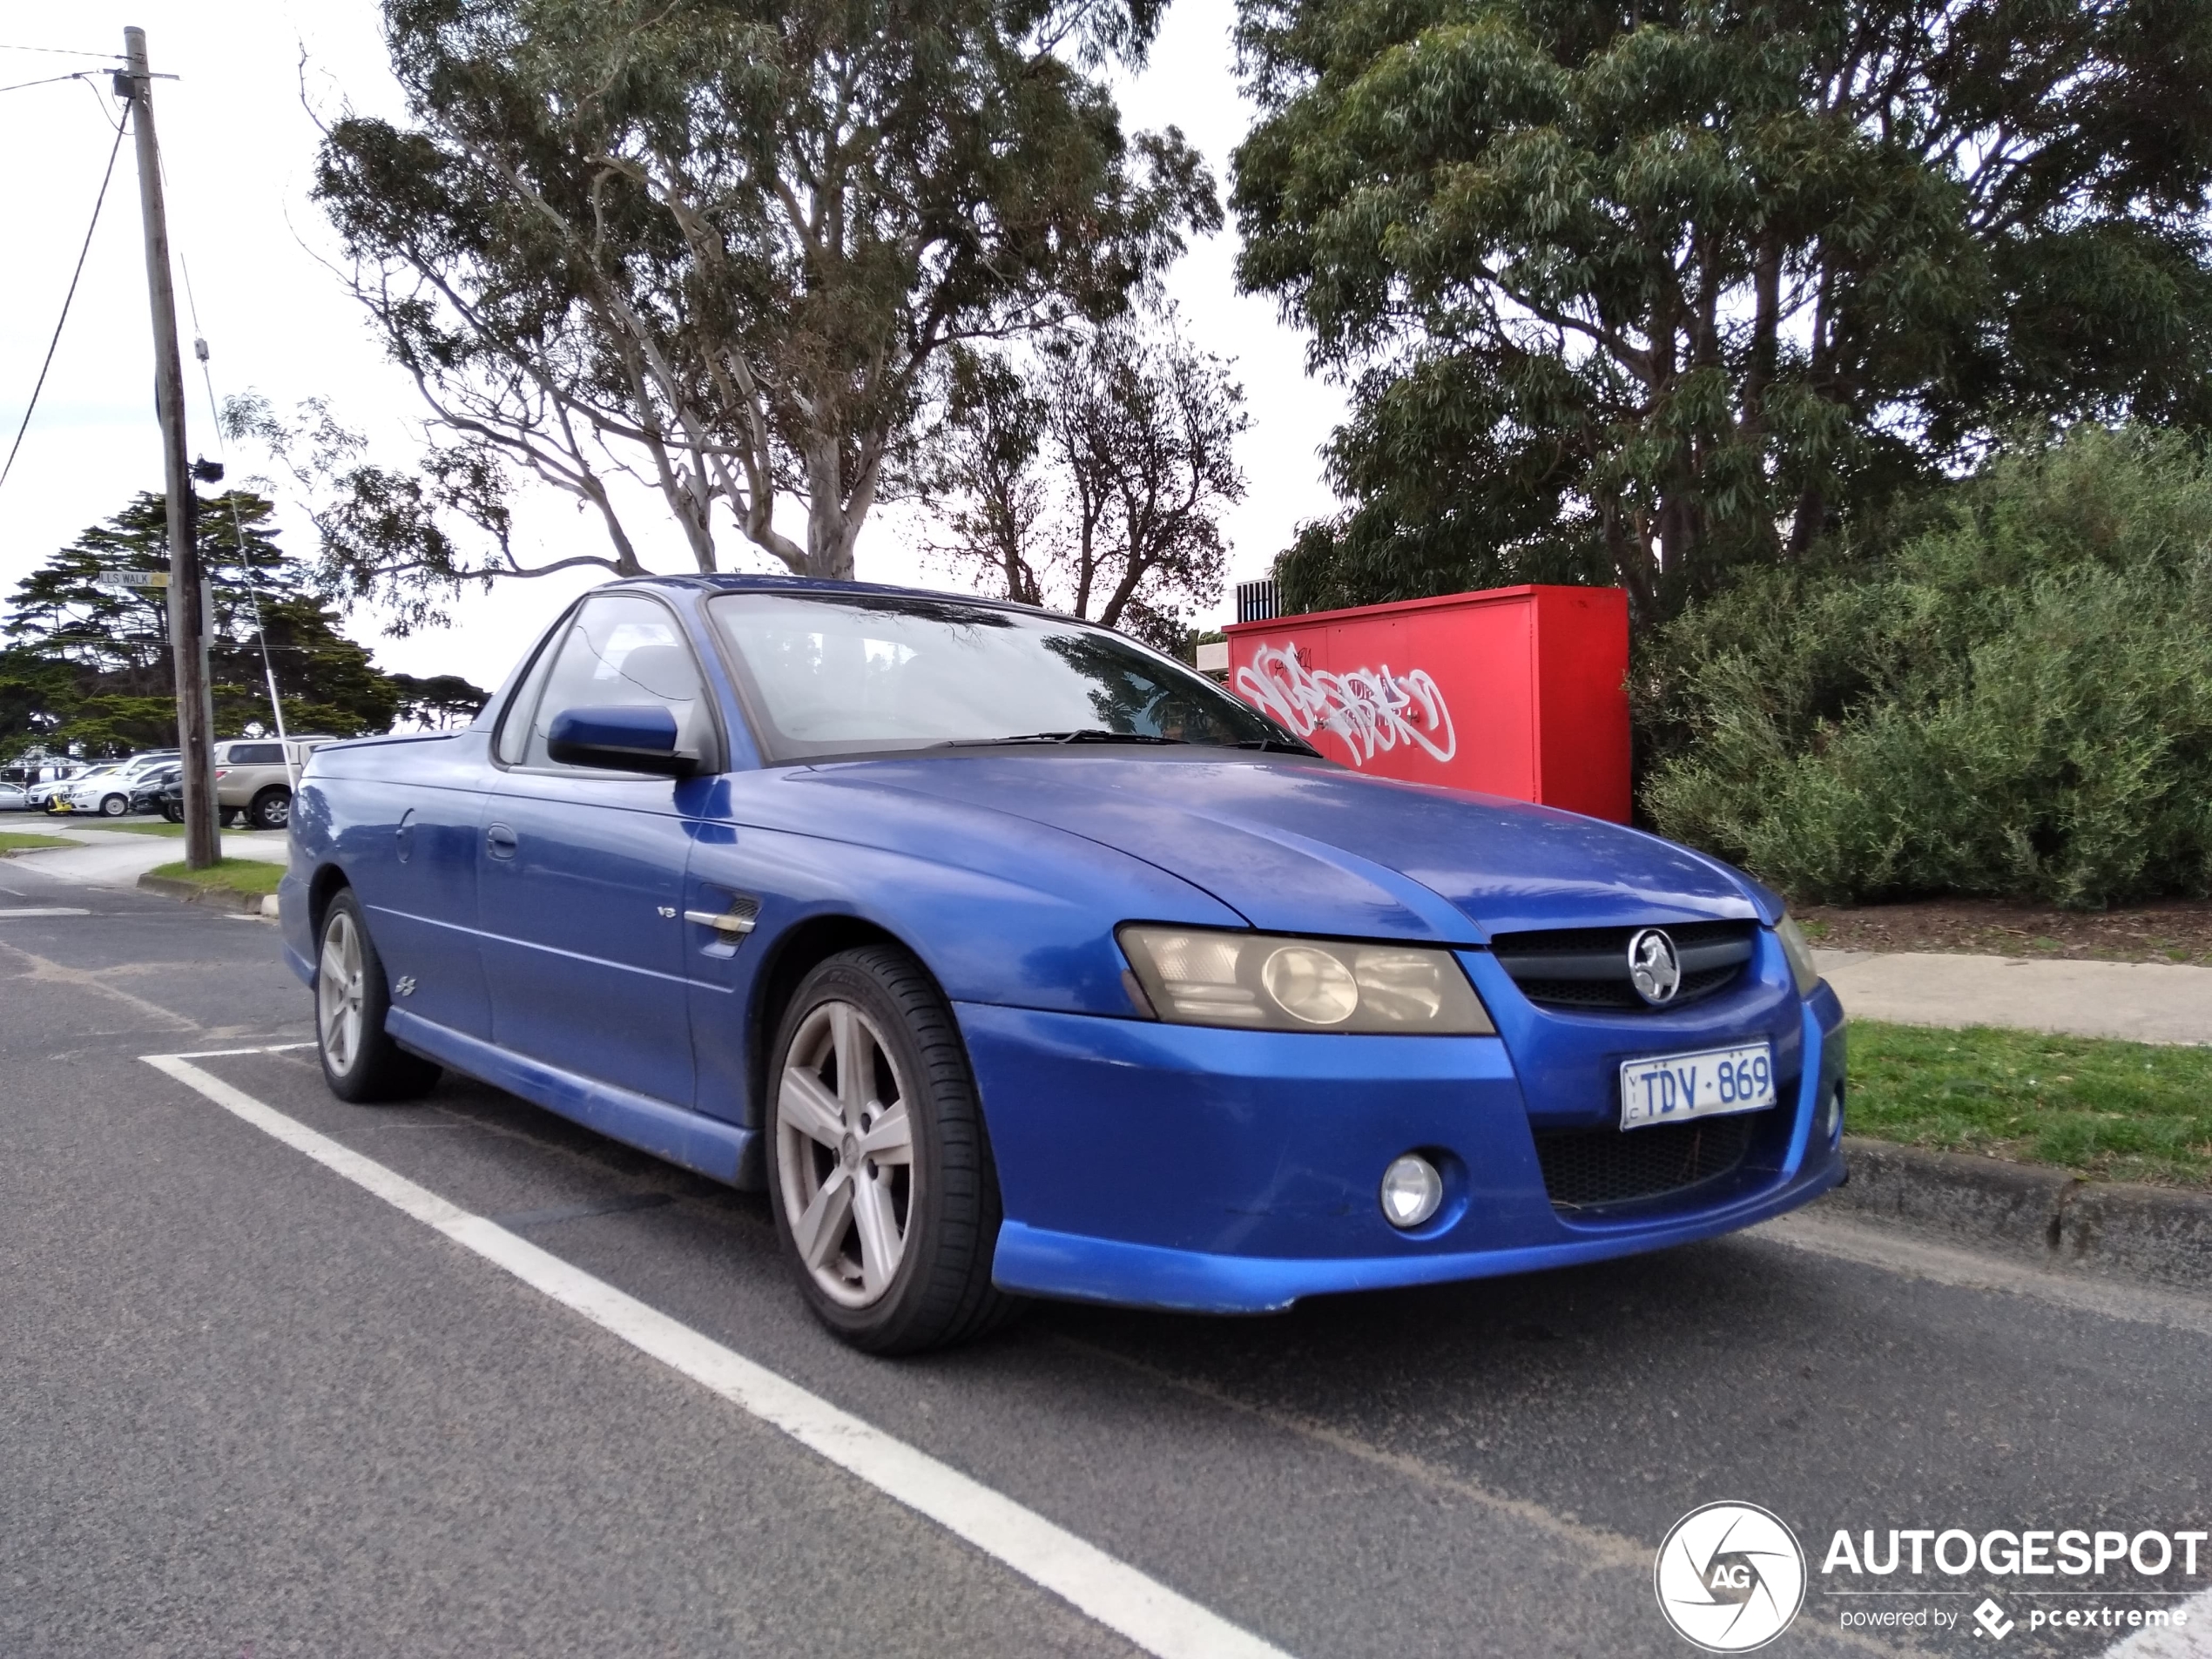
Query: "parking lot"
3 865 2208 1657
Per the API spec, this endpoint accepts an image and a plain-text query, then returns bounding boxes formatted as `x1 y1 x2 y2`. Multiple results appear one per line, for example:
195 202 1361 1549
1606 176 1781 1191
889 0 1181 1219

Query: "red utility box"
1224 584 1631 822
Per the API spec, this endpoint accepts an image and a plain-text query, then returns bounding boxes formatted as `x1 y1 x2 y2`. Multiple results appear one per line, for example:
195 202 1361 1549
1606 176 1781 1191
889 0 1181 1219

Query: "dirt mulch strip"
1796 897 2212 966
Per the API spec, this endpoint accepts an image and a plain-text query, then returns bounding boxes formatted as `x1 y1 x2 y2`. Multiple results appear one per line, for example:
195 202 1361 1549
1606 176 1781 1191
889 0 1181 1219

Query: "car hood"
803 752 1767 944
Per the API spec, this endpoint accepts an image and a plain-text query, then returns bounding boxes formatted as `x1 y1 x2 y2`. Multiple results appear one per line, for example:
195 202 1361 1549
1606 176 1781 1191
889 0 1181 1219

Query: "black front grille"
1534 1113 1758 1211
1491 920 1757 1013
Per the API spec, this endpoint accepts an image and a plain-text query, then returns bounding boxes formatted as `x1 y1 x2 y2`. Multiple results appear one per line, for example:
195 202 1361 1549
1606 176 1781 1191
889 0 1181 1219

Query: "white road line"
141 1052 1291 1659
2101 1587 2212 1656
0 907 92 918
162 1042 316 1059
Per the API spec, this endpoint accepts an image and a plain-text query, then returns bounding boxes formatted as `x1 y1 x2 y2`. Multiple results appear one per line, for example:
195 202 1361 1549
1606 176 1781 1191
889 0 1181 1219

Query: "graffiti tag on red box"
1222 585 1631 821
1234 644 1457 767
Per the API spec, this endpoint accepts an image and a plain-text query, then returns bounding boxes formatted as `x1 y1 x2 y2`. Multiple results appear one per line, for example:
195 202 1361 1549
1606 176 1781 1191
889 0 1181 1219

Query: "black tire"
98 793 128 817
160 801 183 823
249 787 291 831
765 945 1021 1354
219 807 243 828
314 889 441 1103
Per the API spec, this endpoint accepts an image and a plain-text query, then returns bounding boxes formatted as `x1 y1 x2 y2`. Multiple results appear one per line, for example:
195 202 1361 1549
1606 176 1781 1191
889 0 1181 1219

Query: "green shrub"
1642 426 2212 907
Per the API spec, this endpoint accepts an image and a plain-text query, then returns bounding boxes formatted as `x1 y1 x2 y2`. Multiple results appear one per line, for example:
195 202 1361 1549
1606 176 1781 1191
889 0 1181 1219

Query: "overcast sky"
0 2 1347 695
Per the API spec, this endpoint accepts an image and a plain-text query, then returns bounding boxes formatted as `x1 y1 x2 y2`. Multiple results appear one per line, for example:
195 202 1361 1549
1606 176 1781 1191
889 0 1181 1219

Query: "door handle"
485 823 518 860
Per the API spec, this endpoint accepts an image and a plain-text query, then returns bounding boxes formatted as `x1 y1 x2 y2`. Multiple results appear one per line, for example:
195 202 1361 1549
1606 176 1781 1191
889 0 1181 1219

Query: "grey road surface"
3 861 2206 1658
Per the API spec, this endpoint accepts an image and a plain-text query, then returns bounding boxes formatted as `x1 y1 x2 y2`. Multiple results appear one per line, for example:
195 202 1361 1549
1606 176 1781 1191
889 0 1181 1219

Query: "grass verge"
148 857 284 896
0 831 73 854
1850 1021 2212 1189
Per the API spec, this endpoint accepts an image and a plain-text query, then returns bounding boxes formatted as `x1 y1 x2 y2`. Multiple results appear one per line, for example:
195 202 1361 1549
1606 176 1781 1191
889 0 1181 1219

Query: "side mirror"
544 705 698 777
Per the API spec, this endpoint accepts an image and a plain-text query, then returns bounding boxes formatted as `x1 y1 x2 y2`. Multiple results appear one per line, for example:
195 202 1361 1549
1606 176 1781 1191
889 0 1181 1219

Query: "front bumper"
961 969 1848 1314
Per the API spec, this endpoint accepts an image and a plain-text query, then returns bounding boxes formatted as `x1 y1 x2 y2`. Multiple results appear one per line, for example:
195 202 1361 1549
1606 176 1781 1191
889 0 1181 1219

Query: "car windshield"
708 591 1310 760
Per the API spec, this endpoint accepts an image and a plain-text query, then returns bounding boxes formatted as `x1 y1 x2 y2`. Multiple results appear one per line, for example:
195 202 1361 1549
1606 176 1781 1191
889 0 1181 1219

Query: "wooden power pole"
121 24 219 868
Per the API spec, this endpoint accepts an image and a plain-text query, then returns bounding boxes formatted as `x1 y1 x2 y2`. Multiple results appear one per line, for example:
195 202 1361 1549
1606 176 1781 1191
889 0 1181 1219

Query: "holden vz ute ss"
280 577 1847 1353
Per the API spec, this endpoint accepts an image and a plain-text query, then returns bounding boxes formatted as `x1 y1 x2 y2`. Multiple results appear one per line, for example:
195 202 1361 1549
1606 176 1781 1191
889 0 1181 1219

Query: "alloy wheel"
317 909 367 1076
774 1000 917 1308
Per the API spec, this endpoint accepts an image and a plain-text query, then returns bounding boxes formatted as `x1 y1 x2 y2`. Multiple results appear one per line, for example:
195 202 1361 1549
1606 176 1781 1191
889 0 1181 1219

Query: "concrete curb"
1822 1136 2212 1293
137 872 280 919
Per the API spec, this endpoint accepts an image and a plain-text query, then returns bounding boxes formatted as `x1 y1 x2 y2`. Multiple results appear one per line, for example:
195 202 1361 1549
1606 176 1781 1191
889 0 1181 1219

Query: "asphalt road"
3 858 2208 1658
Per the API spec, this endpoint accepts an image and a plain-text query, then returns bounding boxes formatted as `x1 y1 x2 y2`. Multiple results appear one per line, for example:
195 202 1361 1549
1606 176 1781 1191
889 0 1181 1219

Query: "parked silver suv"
212 736 338 831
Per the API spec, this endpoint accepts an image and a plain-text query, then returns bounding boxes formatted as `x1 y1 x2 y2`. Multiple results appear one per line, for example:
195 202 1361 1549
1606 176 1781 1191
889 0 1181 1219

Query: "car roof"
606 573 1069 624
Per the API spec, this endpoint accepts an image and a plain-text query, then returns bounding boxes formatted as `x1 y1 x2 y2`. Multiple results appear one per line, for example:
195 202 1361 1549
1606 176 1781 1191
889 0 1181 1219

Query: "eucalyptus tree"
931 314 1248 645
1232 0 2212 623
306 0 1216 611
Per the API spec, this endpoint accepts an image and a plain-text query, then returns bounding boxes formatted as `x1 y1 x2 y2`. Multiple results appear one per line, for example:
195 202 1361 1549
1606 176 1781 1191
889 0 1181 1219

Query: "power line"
0 43 122 58
0 109 127 496
184 307 300 762
0 69 99 94
172 176 300 763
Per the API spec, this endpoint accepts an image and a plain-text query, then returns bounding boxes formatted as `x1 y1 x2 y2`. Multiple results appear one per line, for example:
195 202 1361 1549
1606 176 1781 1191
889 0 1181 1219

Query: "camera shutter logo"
1654 1501 1806 1652
1627 927 1683 1005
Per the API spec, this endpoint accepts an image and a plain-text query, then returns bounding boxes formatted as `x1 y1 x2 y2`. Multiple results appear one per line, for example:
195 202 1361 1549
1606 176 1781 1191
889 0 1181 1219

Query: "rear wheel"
315 891 440 1103
250 787 291 831
766 945 1019 1353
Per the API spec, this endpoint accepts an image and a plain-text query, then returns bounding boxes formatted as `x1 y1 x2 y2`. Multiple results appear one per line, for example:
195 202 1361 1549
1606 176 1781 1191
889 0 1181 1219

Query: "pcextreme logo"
1655 1501 1809 1652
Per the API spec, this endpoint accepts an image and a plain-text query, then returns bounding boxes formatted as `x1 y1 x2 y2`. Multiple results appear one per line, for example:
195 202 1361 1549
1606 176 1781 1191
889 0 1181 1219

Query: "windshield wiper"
1233 736 1321 755
947 729 1189 747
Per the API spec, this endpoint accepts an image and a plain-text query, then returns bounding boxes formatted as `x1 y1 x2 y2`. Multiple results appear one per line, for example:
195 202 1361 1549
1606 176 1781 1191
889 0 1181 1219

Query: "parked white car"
20 764 85 810
44 765 125 813
0 781 28 812
57 755 167 817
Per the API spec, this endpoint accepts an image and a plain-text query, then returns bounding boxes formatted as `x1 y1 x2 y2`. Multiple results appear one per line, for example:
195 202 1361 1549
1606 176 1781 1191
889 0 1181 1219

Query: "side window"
518 594 711 771
496 619 570 765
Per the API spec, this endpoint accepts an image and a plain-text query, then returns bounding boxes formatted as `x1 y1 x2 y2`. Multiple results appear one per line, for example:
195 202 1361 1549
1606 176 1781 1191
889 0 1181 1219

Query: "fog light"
1379 1154 1444 1229
1824 1083 1845 1143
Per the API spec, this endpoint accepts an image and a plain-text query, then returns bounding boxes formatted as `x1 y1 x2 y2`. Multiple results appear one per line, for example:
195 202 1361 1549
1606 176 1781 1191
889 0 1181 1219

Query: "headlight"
1118 924 1494 1035
1775 913 1820 996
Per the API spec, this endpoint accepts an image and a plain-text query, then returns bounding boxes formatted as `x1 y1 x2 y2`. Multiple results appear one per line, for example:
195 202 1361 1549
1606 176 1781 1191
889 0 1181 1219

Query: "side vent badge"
684 894 762 951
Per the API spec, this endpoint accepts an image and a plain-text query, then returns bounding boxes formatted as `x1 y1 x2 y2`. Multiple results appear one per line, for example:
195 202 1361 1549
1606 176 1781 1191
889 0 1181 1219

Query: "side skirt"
386 1008 755 1187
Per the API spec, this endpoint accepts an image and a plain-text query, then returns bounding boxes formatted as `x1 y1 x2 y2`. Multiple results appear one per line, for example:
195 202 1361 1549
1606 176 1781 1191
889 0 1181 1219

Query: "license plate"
1619 1042 1775 1130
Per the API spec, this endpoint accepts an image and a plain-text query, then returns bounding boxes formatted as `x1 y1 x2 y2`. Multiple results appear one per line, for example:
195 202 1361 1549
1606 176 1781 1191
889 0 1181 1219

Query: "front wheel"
98 793 128 817
316 891 440 1103
250 787 291 831
766 945 1019 1353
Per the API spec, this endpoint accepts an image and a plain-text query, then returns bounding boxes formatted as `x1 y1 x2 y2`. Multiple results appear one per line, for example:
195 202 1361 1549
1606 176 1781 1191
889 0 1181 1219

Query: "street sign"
98 570 169 590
